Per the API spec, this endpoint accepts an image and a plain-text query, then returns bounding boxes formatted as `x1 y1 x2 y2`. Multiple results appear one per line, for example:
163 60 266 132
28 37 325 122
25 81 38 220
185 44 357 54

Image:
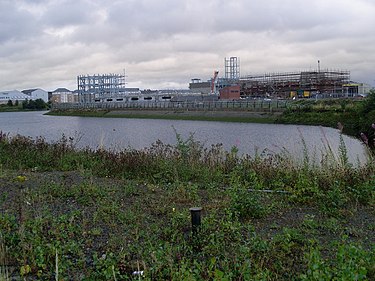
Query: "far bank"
46 108 281 124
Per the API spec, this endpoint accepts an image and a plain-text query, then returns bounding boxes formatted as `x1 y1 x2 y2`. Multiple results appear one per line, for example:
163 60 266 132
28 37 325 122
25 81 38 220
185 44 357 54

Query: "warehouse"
0 90 30 104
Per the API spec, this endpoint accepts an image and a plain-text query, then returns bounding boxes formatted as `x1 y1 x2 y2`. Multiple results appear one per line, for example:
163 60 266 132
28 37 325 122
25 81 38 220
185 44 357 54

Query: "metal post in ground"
189 207 202 235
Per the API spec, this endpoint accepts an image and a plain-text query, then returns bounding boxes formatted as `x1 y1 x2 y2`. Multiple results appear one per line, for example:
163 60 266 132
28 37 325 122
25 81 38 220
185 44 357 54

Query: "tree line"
6 98 49 110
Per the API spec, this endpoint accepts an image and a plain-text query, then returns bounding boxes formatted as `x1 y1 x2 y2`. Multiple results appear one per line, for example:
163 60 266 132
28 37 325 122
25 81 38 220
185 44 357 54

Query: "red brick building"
219 85 241 100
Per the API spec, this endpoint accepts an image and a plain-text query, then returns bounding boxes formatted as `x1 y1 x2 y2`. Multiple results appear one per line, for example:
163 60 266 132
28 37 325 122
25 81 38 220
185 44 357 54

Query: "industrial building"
239 69 351 99
22 88 49 103
0 90 29 104
189 79 211 94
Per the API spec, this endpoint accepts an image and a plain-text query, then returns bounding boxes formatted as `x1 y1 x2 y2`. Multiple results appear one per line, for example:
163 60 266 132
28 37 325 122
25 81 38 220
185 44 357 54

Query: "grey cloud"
40 0 96 27
0 1 40 43
106 1 200 38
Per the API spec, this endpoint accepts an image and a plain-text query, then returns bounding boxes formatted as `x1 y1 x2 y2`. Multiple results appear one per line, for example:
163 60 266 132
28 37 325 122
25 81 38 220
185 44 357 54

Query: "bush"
22 98 48 110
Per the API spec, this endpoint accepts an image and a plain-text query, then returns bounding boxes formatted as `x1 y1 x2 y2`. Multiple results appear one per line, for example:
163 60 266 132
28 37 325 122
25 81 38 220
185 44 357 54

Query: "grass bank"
0 132 374 280
46 108 279 124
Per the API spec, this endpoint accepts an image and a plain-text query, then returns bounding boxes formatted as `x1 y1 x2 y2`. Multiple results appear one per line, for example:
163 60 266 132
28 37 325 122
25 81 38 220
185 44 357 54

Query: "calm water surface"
0 111 368 164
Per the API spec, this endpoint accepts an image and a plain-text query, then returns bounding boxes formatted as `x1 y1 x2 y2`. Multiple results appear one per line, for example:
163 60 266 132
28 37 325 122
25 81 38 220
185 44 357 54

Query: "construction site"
74 58 369 104
239 69 351 99
190 57 369 99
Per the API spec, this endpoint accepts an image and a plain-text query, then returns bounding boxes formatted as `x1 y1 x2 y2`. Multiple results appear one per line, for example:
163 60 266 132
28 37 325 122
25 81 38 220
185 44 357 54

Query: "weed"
301 242 374 280
0 233 10 281
228 185 268 220
318 181 349 217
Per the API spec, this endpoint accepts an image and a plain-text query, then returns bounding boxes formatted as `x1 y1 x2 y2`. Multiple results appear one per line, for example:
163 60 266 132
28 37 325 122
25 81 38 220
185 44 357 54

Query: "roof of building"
53 88 71 93
0 90 30 100
22 89 38 95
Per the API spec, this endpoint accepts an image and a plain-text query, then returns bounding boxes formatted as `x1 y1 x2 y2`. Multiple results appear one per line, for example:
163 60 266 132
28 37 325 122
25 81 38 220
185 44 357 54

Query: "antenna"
123 68 127 89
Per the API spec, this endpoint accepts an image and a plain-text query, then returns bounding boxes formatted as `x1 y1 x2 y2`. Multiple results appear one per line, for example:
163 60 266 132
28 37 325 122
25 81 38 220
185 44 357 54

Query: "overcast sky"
1 0 374 91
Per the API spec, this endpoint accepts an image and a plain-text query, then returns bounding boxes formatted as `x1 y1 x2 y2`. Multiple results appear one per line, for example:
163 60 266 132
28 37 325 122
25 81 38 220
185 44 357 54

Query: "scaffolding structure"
239 69 350 98
225 57 240 80
77 73 126 103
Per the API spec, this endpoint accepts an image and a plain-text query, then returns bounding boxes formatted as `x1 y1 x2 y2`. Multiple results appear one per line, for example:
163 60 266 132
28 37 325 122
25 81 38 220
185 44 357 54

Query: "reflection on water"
0 111 368 165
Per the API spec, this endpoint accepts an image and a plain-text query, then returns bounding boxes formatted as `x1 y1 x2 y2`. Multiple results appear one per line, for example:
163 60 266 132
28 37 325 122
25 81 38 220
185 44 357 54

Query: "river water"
0 111 368 165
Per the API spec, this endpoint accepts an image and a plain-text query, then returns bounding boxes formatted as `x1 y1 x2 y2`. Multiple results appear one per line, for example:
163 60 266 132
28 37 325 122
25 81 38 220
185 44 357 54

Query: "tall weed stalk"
0 233 10 281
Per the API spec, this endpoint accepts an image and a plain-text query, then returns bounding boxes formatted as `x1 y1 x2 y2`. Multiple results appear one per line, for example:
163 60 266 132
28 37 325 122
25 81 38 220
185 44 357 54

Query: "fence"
52 100 290 112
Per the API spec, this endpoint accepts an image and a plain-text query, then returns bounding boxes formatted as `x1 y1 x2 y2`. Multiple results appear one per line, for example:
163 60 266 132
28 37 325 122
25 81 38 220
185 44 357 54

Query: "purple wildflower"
372 123 375 130
360 132 369 145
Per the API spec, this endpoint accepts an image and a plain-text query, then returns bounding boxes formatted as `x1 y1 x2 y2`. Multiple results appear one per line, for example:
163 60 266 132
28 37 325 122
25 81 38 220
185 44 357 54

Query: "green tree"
360 90 375 115
34 98 47 109
7 99 13 106
28 100 36 109
22 99 28 109
22 98 48 110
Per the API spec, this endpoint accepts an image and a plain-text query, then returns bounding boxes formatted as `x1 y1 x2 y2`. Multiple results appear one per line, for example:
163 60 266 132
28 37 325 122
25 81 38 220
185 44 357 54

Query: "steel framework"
77 73 126 103
225 57 240 80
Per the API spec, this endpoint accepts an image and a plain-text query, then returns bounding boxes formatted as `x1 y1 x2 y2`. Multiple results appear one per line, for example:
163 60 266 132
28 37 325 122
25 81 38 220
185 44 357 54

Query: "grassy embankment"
0 127 374 280
46 108 279 124
0 105 23 112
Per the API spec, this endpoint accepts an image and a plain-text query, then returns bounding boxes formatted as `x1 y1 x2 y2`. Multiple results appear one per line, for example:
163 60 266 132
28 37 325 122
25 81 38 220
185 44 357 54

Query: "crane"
211 70 219 94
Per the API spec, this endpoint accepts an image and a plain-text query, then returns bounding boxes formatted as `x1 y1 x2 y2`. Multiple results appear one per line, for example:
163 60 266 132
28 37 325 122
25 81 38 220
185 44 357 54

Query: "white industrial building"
0 90 30 104
22 88 49 103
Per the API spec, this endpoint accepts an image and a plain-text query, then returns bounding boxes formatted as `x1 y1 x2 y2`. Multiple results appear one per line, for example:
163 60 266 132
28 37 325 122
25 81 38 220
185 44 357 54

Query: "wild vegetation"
277 90 375 150
0 127 374 280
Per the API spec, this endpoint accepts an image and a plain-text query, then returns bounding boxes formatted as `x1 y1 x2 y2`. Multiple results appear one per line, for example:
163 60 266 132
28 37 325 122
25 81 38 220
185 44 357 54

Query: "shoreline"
47 108 282 123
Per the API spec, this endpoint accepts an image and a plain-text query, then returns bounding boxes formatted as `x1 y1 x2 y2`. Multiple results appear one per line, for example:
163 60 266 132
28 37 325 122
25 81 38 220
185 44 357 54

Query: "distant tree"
34 98 47 109
7 99 13 106
15 100 19 107
22 98 48 110
22 99 28 109
28 100 36 109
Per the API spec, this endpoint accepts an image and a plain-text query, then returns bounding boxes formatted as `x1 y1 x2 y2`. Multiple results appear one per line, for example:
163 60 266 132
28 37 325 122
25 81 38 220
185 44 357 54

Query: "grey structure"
77 74 126 103
189 79 211 94
225 57 240 80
